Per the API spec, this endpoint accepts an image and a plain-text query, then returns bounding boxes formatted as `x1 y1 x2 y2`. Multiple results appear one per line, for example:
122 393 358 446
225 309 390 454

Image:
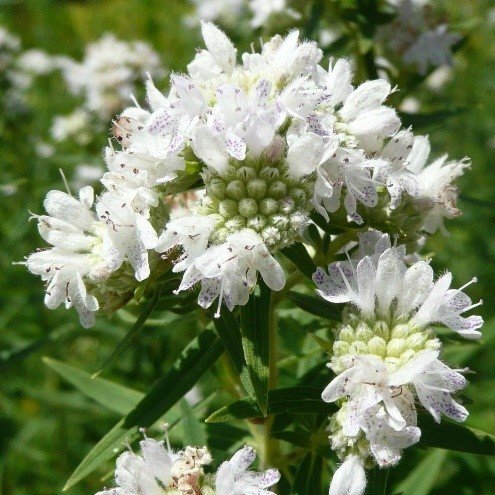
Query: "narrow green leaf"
271 430 312 449
214 312 255 397
43 357 143 416
304 0 324 39
281 243 317 280
291 452 323 495
288 291 343 321
179 399 207 447
206 387 336 423
399 108 465 130
395 449 447 495
240 281 271 415
93 284 163 377
63 329 223 491
310 334 334 356
418 414 495 455
366 467 389 495
0 324 76 371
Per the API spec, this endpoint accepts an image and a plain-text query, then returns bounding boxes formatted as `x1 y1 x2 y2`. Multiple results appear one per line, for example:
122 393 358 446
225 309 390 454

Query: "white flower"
156 214 216 271
314 148 382 224
390 349 468 422
51 108 92 145
406 135 470 233
56 33 164 119
336 79 401 153
411 273 483 340
24 187 107 327
361 396 421 467
96 192 158 282
378 0 461 75
16 48 55 75
96 437 175 495
404 25 461 76
216 446 280 495
329 456 366 495
175 228 286 316
323 355 421 467
375 129 420 208
322 356 413 435
314 238 483 339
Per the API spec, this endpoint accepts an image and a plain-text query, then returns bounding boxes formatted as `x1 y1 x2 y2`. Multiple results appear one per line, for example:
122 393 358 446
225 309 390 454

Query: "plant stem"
260 299 282 472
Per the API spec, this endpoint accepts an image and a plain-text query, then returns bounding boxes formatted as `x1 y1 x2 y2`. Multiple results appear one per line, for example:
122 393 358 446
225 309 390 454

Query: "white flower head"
378 0 461 75
56 33 164 119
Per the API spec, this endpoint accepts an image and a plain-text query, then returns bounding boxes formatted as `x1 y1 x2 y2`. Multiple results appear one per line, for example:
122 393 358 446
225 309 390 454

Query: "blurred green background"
0 0 494 494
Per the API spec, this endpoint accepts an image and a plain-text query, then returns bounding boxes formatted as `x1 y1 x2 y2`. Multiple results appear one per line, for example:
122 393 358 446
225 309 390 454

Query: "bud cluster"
200 154 313 250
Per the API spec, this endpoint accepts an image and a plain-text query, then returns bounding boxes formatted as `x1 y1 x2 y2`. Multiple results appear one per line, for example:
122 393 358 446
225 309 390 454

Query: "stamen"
215 278 226 318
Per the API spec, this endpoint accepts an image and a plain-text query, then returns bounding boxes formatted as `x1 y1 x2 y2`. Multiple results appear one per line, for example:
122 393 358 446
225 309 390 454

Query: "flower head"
317 232 479 494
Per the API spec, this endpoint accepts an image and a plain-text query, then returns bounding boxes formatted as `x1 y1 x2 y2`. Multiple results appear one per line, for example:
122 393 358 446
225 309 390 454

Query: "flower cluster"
378 0 461 74
24 22 471 326
56 33 164 119
314 231 483 495
186 0 301 29
95 432 280 495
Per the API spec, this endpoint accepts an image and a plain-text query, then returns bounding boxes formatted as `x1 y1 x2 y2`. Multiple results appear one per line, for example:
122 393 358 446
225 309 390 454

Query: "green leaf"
214 312 255 397
366 467 389 495
395 449 447 495
418 414 495 455
310 212 346 235
281 243 317 280
399 108 465 130
271 430 312 449
310 334 334 356
93 284 163 377
291 452 323 495
0 324 76 371
239 281 271 415
43 357 143 416
179 399 207 447
304 0 324 39
63 329 223 491
206 387 336 423
288 291 343 321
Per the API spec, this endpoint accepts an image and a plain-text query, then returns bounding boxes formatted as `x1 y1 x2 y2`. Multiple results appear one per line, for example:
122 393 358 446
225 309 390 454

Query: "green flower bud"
247 179 267 200
238 198 258 217
225 180 246 200
355 322 374 342
390 323 411 339
247 215 266 230
219 199 238 217
268 181 287 199
368 336 387 357
387 338 407 357
259 198 279 215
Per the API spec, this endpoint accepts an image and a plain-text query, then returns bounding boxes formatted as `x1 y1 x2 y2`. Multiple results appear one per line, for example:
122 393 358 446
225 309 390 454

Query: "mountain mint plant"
19 11 489 495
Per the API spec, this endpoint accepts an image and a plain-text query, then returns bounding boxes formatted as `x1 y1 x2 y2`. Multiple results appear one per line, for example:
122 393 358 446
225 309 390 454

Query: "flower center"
198 156 314 251
330 313 441 374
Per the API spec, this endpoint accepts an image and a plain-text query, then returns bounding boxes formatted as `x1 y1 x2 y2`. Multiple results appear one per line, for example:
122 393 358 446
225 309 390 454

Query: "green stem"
260 302 282 472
